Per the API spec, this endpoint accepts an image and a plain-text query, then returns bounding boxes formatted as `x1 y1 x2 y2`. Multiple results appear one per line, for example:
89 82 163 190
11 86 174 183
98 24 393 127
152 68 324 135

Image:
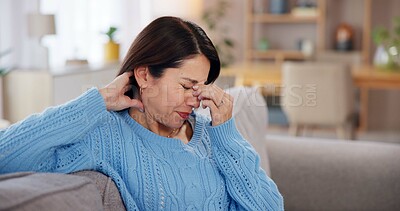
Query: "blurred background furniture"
221 62 400 133
0 76 10 129
280 61 355 139
2 64 118 123
352 65 400 131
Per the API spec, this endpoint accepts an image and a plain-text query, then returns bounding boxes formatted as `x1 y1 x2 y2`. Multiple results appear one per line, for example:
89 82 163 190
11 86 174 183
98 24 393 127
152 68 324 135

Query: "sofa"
266 135 400 211
1 86 400 210
0 171 125 211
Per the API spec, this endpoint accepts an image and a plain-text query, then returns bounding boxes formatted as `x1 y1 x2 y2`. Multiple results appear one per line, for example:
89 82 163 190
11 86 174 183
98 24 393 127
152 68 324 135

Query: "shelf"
249 14 318 23
245 0 327 64
244 0 380 65
248 50 306 61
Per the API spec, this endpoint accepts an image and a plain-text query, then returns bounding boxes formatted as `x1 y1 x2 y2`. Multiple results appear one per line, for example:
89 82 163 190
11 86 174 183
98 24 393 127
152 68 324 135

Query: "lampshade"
152 0 203 21
28 14 56 38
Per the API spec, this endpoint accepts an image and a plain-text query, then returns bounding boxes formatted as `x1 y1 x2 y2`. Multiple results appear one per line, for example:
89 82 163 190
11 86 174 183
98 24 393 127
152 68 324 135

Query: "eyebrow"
182 77 199 84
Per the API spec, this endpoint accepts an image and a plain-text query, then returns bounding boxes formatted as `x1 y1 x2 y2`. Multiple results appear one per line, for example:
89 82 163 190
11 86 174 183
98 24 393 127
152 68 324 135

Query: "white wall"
203 0 246 64
0 0 40 69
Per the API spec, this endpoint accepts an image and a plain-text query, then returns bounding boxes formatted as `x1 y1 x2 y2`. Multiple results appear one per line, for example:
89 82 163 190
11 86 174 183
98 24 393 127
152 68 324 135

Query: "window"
40 0 152 67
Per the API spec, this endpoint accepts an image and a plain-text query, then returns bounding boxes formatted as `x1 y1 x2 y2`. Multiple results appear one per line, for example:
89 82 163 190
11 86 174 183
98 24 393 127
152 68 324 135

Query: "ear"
134 66 150 88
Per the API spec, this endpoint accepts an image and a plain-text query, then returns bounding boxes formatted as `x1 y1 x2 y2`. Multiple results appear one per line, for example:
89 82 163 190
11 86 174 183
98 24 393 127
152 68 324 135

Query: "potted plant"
103 26 119 62
372 17 400 71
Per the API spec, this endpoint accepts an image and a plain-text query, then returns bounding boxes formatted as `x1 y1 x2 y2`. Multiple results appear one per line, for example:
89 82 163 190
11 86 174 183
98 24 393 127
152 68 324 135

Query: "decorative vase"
373 45 400 71
104 41 120 62
373 44 389 68
269 0 288 14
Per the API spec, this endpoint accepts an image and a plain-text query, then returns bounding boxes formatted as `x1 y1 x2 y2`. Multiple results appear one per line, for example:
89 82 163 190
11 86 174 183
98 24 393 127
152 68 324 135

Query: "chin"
169 119 186 128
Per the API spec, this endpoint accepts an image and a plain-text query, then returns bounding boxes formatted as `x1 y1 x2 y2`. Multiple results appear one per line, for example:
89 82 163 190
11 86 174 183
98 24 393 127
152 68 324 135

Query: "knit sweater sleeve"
0 88 108 173
207 118 284 211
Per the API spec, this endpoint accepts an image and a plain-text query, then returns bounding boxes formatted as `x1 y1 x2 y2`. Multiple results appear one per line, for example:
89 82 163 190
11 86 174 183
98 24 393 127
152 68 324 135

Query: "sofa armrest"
72 171 126 211
265 135 400 211
0 172 104 211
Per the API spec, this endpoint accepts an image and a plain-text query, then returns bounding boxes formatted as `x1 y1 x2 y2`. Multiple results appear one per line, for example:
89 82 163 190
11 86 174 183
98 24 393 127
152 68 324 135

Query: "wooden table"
221 63 400 131
352 66 400 131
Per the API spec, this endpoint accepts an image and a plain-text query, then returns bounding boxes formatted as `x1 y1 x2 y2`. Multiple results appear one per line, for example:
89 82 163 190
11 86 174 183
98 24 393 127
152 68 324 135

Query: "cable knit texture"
0 88 283 211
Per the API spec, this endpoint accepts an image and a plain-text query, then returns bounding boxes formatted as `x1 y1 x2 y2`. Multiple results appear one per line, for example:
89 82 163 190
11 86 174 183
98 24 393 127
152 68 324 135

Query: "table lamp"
27 13 56 69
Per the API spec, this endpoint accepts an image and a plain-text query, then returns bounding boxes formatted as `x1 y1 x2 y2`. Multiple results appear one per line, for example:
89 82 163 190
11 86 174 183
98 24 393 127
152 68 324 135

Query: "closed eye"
181 84 191 90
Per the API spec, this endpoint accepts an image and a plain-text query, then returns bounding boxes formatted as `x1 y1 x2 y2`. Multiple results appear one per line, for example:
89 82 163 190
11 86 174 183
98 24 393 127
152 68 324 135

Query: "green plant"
372 16 400 70
103 26 118 42
202 0 235 67
372 19 400 48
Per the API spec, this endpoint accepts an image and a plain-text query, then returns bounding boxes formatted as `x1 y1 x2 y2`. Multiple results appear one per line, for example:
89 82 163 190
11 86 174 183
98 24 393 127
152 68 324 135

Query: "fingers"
116 71 133 86
100 71 143 111
193 84 233 126
193 84 225 107
122 84 132 94
193 84 232 109
121 71 133 78
201 99 218 110
128 98 144 112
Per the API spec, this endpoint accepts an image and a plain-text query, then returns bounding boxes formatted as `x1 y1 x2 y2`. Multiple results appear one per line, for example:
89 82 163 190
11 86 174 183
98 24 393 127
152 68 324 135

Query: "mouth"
177 112 190 120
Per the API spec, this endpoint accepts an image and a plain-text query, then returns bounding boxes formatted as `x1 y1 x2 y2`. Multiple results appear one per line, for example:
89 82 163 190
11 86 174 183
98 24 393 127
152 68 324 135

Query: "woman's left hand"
192 84 233 126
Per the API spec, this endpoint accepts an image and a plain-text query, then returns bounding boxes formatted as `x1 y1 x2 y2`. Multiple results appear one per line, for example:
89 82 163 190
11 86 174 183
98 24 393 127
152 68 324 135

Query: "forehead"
171 54 210 84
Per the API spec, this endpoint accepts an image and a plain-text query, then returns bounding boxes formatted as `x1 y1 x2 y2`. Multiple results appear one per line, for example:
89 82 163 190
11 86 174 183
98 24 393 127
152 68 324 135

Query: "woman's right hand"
99 72 144 111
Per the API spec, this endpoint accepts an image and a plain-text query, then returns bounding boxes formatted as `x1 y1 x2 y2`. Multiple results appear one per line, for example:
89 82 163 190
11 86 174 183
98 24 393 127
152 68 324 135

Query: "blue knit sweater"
0 88 283 210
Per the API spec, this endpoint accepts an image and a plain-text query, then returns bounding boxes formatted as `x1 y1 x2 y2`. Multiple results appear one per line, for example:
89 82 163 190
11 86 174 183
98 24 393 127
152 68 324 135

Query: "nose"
186 93 200 109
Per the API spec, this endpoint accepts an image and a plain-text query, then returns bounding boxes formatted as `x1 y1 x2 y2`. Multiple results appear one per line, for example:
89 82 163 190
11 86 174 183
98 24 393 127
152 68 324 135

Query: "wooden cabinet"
3 64 119 123
244 0 398 65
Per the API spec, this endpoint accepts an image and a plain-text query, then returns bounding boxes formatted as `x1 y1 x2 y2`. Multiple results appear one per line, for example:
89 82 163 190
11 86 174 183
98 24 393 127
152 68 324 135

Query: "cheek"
150 85 185 107
165 89 186 106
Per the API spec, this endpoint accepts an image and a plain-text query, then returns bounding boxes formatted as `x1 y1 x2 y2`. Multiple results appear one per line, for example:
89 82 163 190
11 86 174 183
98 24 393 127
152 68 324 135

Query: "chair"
280 61 355 139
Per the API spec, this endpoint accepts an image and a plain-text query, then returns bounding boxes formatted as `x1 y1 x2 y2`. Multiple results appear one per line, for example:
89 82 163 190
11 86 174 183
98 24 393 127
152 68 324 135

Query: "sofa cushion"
0 172 103 211
72 171 126 211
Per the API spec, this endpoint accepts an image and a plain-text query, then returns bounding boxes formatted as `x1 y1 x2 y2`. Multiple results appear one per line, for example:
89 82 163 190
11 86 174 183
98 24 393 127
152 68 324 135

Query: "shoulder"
85 110 129 139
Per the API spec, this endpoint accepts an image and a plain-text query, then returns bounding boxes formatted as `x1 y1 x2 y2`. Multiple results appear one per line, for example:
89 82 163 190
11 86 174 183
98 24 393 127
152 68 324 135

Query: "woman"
0 17 283 210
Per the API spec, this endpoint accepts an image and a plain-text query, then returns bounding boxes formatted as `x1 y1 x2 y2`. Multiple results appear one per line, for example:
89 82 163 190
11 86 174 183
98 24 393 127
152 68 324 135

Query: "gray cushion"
0 172 103 211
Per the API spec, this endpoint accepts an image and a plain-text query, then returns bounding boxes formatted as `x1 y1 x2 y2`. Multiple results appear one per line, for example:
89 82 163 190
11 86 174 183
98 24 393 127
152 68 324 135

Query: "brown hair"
118 16 220 98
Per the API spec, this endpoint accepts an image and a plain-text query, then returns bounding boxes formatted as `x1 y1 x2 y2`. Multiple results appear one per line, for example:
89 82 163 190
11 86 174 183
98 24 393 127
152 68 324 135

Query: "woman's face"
142 54 210 129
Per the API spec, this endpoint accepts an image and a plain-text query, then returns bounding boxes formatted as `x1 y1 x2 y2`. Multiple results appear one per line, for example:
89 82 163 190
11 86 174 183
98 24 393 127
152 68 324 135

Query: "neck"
128 108 179 138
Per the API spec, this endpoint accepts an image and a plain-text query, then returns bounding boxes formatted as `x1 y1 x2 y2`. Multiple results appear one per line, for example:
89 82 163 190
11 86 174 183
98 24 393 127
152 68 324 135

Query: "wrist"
99 88 112 111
